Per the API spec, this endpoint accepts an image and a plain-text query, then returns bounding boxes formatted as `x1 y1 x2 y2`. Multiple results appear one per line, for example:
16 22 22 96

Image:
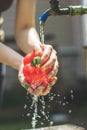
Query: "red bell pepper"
23 50 54 95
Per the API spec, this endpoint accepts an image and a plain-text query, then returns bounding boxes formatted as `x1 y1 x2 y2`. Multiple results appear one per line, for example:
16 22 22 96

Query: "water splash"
22 88 75 129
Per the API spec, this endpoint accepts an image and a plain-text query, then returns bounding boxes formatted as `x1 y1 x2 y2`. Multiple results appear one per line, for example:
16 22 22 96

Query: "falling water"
23 94 50 129
39 96 49 121
31 96 38 129
22 89 75 129
22 24 48 129
31 24 46 129
31 95 50 129
40 24 45 44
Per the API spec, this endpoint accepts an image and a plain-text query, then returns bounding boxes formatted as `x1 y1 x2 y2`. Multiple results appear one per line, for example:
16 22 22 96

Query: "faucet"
39 0 87 25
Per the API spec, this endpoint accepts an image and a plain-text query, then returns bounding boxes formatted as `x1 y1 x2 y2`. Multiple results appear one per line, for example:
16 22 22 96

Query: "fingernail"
49 74 53 78
52 77 58 85
25 84 29 90
36 51 42 56
42 66 47 72
55 77 58 82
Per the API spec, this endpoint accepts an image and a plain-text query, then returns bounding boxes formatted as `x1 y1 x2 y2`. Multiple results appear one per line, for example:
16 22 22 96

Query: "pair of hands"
18 44 59 96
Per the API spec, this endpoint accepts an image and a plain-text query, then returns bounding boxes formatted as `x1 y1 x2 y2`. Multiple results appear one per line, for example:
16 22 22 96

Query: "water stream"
23 24 47 129
40 24 45 44
24 95 50 129
31 96 38 129
31 25 46 129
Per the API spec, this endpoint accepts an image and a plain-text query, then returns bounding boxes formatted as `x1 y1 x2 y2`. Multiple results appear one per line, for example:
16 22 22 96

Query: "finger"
33 44 42 56
28 87 35 95
34 86 44 96
18 72 26 87
32 40 42 52
41 45 53 64
42 85 51 96
50 77 57 86
42 50 57 71
48 60 59 77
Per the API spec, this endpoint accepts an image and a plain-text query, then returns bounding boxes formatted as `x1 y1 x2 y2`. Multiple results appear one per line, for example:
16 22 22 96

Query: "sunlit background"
0 0 87 130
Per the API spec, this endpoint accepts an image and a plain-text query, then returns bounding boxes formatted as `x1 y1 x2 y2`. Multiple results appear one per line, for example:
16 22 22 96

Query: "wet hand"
41 44 59 77
34 43 59 77
18 44 59 96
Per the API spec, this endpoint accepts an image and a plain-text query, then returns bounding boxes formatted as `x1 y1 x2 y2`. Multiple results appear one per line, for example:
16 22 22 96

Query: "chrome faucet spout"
39 0 59 25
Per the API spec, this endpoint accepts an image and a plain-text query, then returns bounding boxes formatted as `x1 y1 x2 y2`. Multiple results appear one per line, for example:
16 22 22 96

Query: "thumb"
33 44 42 55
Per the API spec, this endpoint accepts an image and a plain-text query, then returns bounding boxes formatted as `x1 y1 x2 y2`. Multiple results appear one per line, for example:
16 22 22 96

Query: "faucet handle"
49 0 60 10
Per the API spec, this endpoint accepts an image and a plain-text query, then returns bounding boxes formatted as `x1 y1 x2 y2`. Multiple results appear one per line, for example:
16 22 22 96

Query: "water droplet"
66 101 69 105
70 90 73 94
64 96 66 100
24 104 27 109
57 94 60 97
50 121 54 126
54 94 56 97
62 102 66 106
69 109 72 114
41 122 44 125
27 113 30 117
71 94 74 100
50 96 54 101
